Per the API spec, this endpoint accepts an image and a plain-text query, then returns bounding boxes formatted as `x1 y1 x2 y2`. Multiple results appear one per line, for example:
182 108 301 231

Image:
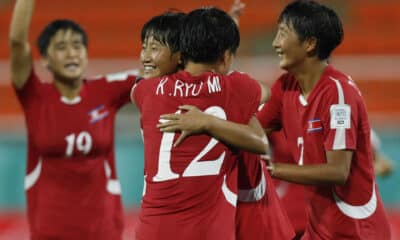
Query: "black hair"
37 19 88 56
141 11 186 53
278 0 343 60
180 7 240 64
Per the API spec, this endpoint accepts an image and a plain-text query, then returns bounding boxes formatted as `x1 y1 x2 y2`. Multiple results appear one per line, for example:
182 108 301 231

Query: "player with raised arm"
256 1 391 239
132 7 269 240
9 0 140 239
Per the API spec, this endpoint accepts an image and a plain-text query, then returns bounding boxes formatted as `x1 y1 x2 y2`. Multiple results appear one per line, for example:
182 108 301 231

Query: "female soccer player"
9 0 140 239
256 1 391 239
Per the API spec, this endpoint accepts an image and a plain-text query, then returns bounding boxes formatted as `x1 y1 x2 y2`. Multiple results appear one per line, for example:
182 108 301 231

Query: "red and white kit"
14 70 137 240
236 150 295 240
132 71 261 240
269 130 307 236
257 65 391 240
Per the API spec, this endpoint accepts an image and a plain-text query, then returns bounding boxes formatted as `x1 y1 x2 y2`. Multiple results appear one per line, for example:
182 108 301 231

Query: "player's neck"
53 77 83 99
184 62 217 76
292 60 328 99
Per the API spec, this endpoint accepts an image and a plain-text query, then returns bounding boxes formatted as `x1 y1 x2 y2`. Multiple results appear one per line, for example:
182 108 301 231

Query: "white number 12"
153 106 227 182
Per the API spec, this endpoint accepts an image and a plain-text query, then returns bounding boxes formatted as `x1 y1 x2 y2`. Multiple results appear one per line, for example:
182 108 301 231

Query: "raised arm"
229 0 245 26
9 0 34 89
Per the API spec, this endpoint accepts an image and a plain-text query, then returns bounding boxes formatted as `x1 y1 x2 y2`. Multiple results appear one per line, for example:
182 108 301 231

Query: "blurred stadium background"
0 0 399 239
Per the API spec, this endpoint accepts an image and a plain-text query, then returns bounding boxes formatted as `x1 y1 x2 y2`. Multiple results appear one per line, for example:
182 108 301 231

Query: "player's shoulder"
132 75 168 99
29 68 52 86
227 70 247 77
86 69 140 85
323 65 362 98
224 71 262 95
136 74 167 88
226 70 253 81
271 72 296 92
17 68 52 94
224 71 259 89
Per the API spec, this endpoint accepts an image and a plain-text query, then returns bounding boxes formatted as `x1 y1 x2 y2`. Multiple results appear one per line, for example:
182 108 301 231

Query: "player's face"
141 36 180 79
272 22 308 71
44 29 88 82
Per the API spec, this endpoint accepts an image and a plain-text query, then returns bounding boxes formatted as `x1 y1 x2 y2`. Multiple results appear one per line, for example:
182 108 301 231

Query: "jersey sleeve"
100 71 139 108
13 69 42 111
322 79 359 151
228 72 261 120
256 76 284 130
131 77 148 113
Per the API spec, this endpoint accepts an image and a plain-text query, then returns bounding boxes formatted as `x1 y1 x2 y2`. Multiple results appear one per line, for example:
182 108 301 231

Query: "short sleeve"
323 80 359 151
131 80 148 112
13 69 42 111
99 71 138 108
257 76 284 130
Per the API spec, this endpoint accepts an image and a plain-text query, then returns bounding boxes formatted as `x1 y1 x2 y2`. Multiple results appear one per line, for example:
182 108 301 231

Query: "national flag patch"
88 105 109 123
307 119 323 132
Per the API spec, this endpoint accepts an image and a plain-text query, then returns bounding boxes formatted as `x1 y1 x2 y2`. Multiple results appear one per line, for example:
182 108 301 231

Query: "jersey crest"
88 105 109 123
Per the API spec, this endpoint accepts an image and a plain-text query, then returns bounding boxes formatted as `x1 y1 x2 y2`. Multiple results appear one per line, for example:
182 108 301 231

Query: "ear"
175 51 182 64
221 50 233 67
305 37 318 56
172 51 184 69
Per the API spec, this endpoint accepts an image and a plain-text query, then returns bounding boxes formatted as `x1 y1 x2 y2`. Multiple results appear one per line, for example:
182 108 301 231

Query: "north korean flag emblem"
88 105 109 123
307 119 323 132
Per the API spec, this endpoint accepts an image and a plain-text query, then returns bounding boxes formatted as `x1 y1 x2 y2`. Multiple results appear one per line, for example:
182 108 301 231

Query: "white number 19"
65 131 92 157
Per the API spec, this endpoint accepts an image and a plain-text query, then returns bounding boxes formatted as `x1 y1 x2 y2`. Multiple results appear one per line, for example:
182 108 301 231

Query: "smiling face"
272 22 309 72
140 36 181 79
43 29 88 83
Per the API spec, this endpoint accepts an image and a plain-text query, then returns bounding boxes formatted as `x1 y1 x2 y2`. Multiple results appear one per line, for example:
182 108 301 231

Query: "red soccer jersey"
14 70 137 240
132 70 261 240
257 65 391 239
269 130 307 236
236 151 295 240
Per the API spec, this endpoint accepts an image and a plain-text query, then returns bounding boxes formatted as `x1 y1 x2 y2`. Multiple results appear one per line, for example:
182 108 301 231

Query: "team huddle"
9 0 392 239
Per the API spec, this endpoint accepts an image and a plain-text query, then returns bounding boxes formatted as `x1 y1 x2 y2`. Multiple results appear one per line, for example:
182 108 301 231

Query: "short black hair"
37 19 88 56
180 7 240 64
141 11 186 53
278 0 343 60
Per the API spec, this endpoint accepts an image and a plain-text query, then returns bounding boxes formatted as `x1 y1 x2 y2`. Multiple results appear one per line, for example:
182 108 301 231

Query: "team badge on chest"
307 119 323 133
88 105 109 123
